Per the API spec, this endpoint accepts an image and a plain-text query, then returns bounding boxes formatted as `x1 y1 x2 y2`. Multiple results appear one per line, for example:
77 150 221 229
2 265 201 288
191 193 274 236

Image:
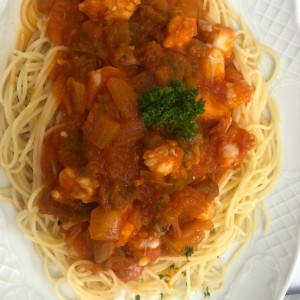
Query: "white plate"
0 1 300 299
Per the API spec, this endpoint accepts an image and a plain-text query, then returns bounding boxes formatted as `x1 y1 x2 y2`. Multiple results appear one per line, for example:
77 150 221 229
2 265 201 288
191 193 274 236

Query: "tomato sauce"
38 0 255 281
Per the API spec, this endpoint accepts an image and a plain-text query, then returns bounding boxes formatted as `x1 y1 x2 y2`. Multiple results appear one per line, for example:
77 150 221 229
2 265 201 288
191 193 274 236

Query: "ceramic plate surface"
0 0 299 299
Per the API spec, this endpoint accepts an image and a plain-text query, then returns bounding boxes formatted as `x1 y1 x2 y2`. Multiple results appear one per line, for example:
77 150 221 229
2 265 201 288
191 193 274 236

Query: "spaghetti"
0 0 280 299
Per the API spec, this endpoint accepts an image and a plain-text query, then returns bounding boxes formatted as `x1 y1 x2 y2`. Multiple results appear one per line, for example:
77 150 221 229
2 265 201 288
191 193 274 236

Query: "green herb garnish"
159 274 171 280
184 246 194 259
204 287 211 298
138 80 205 140
155 197 164 211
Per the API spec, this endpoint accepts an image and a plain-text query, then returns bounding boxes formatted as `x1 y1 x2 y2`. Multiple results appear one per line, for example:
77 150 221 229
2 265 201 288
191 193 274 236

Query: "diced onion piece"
107 77 138 121
93 240 115 263
181 219 213 238
89 207 124 241
162 219 213 253
69 230 94 260
83 104 120 149
89 205 132 241
66 77 86 114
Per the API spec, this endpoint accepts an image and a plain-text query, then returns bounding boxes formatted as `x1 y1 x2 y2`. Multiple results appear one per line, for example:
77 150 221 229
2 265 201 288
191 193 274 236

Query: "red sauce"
38 0 255 282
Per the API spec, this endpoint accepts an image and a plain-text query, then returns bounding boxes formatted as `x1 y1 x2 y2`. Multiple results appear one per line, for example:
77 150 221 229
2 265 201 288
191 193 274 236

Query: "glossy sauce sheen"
38 0 255 281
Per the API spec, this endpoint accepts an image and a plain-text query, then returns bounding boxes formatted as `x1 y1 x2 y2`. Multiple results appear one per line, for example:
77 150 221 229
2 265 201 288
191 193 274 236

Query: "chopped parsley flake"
159 274 171 280
204 287 211 298
184 246 194 259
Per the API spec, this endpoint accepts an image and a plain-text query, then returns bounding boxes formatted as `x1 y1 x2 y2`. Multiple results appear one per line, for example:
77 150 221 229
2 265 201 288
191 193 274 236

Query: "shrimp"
217 122 255 168
225 81 253 109
164 16 197 50
79 0 141 23
197 88 232 138
200 46 225 82
86 66 126 108
143 140 184 176
199 22 235 58
51 167 99 204
127 233 162 267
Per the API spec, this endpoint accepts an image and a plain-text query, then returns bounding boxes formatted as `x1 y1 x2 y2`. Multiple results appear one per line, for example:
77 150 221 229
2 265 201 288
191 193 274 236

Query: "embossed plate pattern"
0 0 300 299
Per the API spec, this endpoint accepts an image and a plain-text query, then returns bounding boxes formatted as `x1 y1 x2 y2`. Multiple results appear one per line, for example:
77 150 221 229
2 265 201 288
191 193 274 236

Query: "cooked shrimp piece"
157 185 215 237
210 113 232 139
197 200 215 220
164 16 197 50
219 143 240 168
107 0 141 21
198 88 228 120
210 25 234 58
200 46 225 81
79 0 141 22
198 88 232 138
199 23 234 58
217 123 255 168
86 66 126 108
225 81 254 109
173 0 205 18
143 140 184 176
198 19 213 32
51 167 99 203
127 234 162 266
79 0 106 21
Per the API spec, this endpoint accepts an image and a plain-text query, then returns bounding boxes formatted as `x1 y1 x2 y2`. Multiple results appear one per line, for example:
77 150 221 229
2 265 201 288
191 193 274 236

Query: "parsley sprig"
138 80 205 140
